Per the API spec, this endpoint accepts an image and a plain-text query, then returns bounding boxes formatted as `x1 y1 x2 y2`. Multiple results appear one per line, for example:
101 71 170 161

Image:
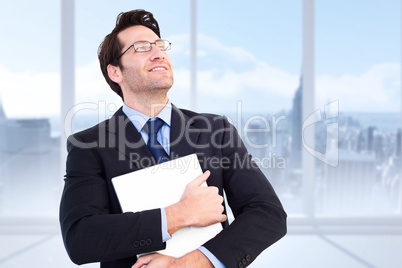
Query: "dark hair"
98 10 161 100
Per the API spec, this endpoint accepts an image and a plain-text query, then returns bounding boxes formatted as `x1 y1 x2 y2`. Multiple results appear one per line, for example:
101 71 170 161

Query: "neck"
124 93 169 117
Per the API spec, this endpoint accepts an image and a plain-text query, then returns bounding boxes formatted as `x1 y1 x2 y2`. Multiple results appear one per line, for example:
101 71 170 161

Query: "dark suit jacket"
59 105 287 268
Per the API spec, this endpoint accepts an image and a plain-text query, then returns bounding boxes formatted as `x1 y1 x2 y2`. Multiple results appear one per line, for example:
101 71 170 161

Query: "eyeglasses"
118 39 171 58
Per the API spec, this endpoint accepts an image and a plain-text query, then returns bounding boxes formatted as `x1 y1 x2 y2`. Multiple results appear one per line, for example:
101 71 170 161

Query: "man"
60 9 287 268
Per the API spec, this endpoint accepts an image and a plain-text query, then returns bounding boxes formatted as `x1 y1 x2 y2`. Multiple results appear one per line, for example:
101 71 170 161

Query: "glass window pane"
197 1 303 215
0 1 61 217
315 0 401 216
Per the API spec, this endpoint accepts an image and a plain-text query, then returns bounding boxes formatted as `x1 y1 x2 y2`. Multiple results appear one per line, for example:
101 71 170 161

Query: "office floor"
1 232 401 268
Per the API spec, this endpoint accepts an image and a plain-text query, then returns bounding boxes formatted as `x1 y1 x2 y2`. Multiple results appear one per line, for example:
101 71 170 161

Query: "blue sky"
0 0 400 118
316 1 401 75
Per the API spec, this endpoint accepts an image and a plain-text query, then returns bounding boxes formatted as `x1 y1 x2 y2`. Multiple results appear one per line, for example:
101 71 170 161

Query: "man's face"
116 25 174 97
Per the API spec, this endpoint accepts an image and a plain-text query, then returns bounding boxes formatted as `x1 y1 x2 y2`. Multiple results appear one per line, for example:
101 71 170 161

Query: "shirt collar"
122 101 172 132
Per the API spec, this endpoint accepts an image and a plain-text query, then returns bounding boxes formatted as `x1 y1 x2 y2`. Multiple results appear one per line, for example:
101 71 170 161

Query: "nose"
150 44 165 61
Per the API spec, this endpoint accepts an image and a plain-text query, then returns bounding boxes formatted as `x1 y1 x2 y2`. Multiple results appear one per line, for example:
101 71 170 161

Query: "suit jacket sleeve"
202 116 287 268
59 135 165 265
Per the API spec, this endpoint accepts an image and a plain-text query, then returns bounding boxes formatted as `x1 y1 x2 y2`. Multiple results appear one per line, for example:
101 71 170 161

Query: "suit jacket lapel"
107 107 155 169
170 104 201 160
107 105 201 168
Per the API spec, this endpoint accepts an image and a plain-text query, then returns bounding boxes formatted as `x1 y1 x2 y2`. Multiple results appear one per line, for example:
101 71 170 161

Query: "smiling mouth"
149 67 167 72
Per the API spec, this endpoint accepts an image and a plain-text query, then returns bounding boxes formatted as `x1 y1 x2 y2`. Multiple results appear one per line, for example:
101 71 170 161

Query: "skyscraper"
397 129 401 157
320 152 377 216
0 94 60 217
0 94 6 119
291 77 302 169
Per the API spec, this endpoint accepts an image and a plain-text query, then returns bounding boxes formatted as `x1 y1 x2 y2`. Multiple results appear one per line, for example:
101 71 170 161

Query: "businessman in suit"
59 9 287 268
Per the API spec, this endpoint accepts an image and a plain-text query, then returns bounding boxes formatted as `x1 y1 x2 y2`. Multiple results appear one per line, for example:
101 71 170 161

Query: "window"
0 0 61 218
315 0 401 217
0 1 400 267
197 0 303 215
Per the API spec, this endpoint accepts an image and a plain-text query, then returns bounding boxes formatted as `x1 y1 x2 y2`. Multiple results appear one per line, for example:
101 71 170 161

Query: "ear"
107 64 122 84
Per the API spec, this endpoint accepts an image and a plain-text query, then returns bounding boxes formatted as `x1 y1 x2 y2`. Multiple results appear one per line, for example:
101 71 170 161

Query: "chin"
154 81 173 91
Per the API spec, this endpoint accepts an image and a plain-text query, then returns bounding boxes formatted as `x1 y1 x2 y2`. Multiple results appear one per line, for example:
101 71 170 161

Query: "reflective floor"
1 231 401 268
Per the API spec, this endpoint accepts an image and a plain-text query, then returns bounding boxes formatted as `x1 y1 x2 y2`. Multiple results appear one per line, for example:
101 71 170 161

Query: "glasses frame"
118 39 171 58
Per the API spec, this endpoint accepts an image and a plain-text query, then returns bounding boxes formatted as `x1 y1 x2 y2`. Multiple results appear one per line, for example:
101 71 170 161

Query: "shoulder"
66 107 127 152
70 121 106 141
66 120 109 152
176 107 229 128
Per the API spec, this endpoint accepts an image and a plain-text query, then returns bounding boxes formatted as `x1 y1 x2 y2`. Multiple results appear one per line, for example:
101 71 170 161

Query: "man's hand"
132 250 214 268
165 170 227 235
180 170 227 227
131 253 177 268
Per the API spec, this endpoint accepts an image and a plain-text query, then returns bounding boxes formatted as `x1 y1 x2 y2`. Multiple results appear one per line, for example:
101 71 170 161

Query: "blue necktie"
143 118 169 164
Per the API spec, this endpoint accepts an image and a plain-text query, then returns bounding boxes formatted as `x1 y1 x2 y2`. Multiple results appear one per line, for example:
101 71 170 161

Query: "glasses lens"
134 41 151 52
156 40 171 51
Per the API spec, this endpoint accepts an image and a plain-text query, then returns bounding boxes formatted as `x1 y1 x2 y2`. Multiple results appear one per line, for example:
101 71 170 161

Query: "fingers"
132 253 176 268
191 170 211 187
132 254 155 268
215 196 227 223
179 170 228 227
